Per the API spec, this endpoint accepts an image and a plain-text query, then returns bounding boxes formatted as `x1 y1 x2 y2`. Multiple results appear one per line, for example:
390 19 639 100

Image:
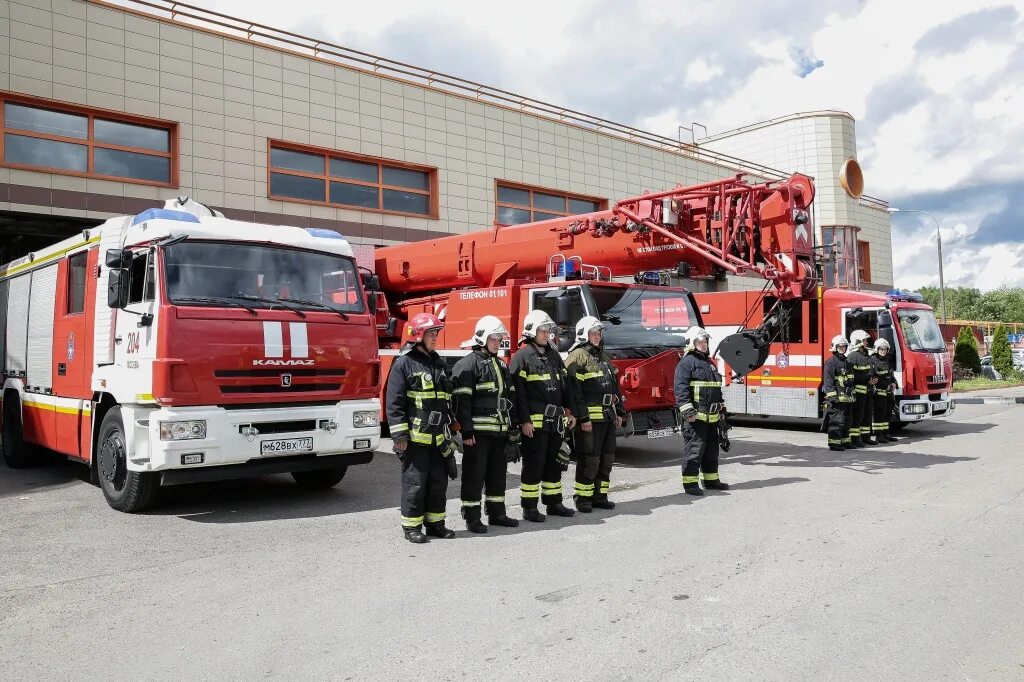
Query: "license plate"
933 401 947 411
260 437 314 455
647 427 675 439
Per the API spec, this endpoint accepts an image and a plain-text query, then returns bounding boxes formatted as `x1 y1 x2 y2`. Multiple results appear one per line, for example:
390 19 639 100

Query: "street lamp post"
888 207 947 323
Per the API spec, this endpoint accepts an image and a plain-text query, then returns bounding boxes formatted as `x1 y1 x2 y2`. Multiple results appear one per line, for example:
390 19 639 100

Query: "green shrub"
953 326 981 374
991 323 1014 376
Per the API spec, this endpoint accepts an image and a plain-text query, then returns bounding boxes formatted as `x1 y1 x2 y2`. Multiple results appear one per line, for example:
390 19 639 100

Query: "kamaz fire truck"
369 172 822 438
0 198 381 512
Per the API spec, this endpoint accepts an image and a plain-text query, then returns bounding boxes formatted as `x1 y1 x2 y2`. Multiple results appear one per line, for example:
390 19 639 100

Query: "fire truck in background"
368 171 821 438
0 198 381 512
695 287 953 427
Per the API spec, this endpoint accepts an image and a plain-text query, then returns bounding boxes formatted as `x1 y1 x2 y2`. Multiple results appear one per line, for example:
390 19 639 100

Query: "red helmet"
403 312 444 346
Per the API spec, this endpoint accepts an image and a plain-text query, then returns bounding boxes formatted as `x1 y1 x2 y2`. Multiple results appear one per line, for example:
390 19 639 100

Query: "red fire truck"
0 198 381 511
695 287 953 426
369 172 820 438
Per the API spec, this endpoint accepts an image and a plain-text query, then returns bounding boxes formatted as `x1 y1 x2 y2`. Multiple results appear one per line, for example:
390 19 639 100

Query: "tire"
96 407 158 512
291 466 347 490
2 393 37 468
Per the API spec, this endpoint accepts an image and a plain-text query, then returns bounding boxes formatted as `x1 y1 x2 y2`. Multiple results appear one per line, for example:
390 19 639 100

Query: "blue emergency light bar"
886 289 925 303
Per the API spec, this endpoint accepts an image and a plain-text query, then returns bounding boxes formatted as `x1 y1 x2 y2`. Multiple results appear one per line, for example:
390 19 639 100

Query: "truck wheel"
97 407 158 512
2 393 37 468
291 466 347 490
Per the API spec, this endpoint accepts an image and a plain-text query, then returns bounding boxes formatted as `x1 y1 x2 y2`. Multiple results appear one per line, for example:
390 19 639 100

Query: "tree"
953 326 981 374
990 323 1014 376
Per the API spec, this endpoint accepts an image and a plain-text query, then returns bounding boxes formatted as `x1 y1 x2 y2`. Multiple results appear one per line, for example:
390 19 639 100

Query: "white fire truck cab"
1 198 381 512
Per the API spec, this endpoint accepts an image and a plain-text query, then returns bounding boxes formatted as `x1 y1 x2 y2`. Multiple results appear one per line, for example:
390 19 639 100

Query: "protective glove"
393 436 409 460
445 453 458 480
555 439 572 472
504 441 522 464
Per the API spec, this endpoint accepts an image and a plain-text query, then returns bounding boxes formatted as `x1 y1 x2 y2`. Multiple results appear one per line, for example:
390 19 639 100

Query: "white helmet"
570 315 605 351
830 335 849 353
461 315 509 349
685 326 711 352
874 338 891 352
849 329 871 348
521 309 557 343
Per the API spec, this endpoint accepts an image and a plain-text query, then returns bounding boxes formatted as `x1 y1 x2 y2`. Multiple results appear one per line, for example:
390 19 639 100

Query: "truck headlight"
353 410 379 428
901 404 928 415
159 420 207 440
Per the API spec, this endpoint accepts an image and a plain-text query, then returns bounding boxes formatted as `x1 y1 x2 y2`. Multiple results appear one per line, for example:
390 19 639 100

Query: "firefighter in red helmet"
386 312 459 543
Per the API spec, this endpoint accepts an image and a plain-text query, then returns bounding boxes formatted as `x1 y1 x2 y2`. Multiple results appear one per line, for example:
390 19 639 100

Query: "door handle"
115 336 123 344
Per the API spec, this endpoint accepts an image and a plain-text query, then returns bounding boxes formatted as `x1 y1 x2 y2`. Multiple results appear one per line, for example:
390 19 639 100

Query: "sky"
174 0 1023 290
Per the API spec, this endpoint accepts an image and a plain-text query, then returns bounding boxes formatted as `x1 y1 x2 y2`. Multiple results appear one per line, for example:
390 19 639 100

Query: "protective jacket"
386 345 455 447
823 352 855 403
674 350 724 423
566 343 626 424
509 342 580 433
452 348 518 439
870 353 896 397
846 347 876 396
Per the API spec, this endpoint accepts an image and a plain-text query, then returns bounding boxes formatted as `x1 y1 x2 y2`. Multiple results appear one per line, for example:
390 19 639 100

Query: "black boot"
848 438 863 448
703 479 730 490
546 502 576 517
575 496 593 513
461 506 488 534
862 437 878 446
486 502 519 527
591 495 615 510
684 483 704 496
424 523 456 539
886 434 899 442
403 527 428 544
523 507 546 523
829 444 845 451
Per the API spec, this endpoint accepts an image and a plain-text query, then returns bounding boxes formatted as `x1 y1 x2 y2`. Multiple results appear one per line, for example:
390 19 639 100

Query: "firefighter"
510 309 581 522
386 312 459 543
823 335 855 451
451 315 521 532
674 326 728 496
870 338 899 443
566 316 626 513
846 330 878 446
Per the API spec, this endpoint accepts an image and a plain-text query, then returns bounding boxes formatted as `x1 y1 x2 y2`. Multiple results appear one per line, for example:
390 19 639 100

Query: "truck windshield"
589 286 696 357
897 309 945 352
163 242 365 313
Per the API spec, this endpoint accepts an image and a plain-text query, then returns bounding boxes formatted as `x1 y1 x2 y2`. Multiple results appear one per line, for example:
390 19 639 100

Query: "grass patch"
952 378 1024 392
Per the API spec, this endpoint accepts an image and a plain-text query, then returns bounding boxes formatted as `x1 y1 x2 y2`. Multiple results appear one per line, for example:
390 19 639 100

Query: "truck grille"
214 367 346 396
237 420 316 435
214 368 346 378
220 383 342 394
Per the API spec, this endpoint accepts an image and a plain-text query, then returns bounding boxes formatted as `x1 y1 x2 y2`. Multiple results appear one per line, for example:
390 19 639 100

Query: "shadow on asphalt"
0 450 90 500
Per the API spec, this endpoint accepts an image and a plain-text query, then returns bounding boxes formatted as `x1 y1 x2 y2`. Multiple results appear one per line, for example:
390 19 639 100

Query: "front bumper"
126 399 381 473
896 394 955 422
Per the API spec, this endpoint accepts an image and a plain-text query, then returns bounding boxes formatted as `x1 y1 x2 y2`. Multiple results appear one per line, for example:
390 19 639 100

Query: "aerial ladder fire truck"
1 198 381 512
370 170 823 438
370 161 951 434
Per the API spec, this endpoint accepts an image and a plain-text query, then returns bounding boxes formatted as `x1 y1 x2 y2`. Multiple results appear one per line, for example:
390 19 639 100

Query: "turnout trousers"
574 421 616 502
460 434 511 518
851 392 870 443
681 420 720 485
520 430 565 508
872 393 891 441
827 402 852 447
400 443 449 530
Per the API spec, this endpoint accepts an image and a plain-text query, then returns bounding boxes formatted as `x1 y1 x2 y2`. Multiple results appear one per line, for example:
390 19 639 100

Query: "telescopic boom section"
373 173 817 300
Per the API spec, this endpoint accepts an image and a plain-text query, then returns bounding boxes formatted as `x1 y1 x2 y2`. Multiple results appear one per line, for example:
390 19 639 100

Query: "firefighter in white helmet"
566 316 626 512
846 329 878 446
673 326 728 495
451 315 521 532
869 338 899 443
822 335 855 450
509 309 582 521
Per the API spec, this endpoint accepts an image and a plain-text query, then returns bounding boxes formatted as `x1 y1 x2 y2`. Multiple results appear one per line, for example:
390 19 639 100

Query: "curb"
953 397 1024 405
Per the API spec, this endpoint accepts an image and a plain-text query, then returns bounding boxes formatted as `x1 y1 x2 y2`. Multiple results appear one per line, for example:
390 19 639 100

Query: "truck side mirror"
368 274 380 291
554 295 571 326
367 292 378 313
107 268 129 308
878 310 897 352
105 248 127 268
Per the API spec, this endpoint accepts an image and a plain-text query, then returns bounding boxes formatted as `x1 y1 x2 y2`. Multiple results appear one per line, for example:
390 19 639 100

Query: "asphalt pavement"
1 403 1022 681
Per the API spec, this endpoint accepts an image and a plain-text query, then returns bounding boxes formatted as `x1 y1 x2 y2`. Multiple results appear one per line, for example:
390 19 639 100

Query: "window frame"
857 240 872 284
495 180 607 225
267 139 439 219
0 91 178 187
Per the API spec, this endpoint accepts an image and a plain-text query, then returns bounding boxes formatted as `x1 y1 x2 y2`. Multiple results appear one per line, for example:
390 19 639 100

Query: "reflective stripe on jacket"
385 346 455 447
823 353 855 404
566 343 625 423
674 351 724 423
451 348 518 438
509 342 581 432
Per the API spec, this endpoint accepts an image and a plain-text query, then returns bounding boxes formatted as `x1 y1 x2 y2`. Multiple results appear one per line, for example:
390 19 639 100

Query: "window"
857 240 872 284
0 95 176 186
530 287 588 352
67 251 88 314
808 298 819 344
763 297 803 344
496 181 605 225
268 141 437 218
127 251 154 305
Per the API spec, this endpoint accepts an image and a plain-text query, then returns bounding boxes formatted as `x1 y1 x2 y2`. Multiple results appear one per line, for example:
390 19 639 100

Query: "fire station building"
0 0 893 289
